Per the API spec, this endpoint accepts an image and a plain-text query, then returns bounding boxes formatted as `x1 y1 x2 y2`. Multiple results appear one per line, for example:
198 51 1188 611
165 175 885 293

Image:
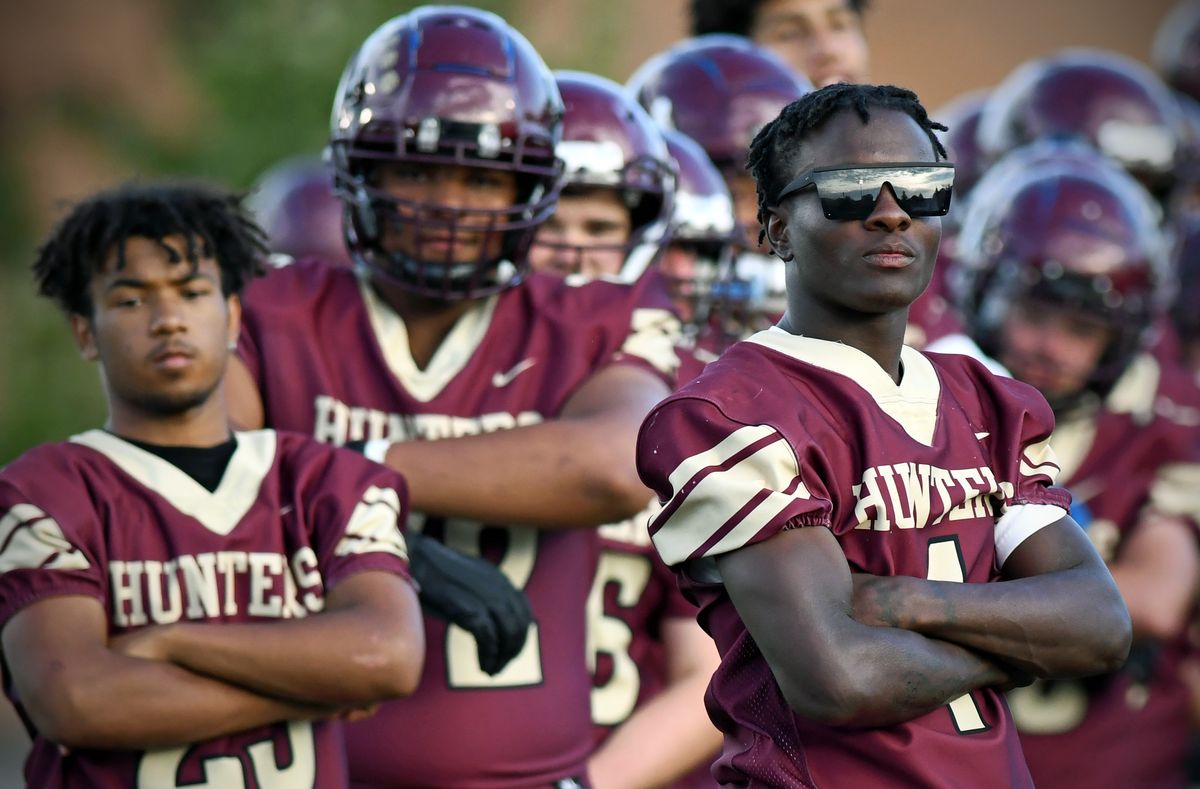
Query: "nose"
864 183 911 233
150 294 187 335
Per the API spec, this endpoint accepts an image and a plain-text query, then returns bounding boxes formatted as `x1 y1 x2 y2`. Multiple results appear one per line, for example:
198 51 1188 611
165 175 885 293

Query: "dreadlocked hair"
690 0 869 36
745 83 948 245
34 181 268 317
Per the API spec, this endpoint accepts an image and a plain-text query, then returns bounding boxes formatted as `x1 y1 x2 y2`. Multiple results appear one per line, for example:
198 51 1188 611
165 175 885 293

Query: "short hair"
34 181 267 317
691 0 869 37
746 83 947 244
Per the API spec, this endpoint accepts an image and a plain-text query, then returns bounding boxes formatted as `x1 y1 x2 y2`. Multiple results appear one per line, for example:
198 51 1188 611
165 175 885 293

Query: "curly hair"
34 181 267 317
745 83 947 244
691 0 870 37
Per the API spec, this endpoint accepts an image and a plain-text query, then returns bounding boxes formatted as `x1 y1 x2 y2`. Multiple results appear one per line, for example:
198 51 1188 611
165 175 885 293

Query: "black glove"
406 530 534 676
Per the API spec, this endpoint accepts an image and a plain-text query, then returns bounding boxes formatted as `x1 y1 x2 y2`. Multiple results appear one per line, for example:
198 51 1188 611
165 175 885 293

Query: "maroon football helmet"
532 71 675 281
658 128 741 332
248 156 351 267
977 48 1188 199
934 91 989 200
1170 213 1200 350
328 6 564 299
626 35 812 171
956 156 1168 397
1154 1 1200 102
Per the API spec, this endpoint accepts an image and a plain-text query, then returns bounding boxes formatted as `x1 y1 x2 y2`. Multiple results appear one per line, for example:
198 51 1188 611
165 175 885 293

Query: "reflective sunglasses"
775 162 956 221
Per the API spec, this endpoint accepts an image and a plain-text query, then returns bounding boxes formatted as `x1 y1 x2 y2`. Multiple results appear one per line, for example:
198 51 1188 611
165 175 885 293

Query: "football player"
2 182 424 787
523 71 723 788
689 0 870 88
1170 216 1200 376
247 155 351 267
528 71 675 282
628 35 812 327
636 83 1131 787
957 154 1200 788
223 8 680 787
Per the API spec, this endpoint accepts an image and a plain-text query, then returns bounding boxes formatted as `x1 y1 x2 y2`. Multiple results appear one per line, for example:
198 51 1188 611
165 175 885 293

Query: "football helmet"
977 48 1188 199
956 154 1168 397
626 35 812 171
531 71 675 281
328 6 564 299
1153 1 1200 102
1170 214 1200 349
659 128 740 332
248 156 350 267
934 91 989 201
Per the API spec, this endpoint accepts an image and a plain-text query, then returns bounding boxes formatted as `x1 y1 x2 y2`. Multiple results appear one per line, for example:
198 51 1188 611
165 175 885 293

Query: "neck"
106 391 232 447
780 296 909 383
369 275 481 370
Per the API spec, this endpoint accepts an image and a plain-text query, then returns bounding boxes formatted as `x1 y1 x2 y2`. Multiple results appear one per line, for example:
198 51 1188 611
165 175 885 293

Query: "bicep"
1000 514 1108 579
325 570 422 627
224 355 265 430
3 596 109 721
560 363 671 423
715 527 856 692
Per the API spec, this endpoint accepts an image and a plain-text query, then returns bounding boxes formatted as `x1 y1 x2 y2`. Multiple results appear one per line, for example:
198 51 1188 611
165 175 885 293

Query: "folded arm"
853 516 1131 678
227 358 669 528
3 595 327 750
1107 512 1199 640
114 570 424 705
717 526 1023 728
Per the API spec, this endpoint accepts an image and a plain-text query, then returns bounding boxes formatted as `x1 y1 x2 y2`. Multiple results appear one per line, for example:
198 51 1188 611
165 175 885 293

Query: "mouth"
862 243 916 269
150 344 197 370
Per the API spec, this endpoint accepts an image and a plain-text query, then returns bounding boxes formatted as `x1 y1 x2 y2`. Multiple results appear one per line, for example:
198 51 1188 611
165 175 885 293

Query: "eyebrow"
103 271 218 293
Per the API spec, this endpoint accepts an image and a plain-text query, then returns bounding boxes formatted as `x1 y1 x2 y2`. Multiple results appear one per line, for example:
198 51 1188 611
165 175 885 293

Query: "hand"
407 531 534 675
108 625 178 661
850 573 912 629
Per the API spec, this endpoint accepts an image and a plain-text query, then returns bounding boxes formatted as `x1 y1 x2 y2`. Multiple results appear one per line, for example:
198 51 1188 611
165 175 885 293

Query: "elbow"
23 686 109 750
358 626 425 701
778 668 876 727
1093 598 1133 674
590 465 656 523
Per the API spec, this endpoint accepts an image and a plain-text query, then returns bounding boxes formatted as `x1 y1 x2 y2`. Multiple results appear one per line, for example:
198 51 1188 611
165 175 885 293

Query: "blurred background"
0 0 1181 779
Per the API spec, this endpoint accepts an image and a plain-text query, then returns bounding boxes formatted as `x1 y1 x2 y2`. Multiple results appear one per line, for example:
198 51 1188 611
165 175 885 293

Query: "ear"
225 293 242 352
765 208 794 262
70 313 99 361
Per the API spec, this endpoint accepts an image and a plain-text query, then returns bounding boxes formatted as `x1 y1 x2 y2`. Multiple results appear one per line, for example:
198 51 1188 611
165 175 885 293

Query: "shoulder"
515 271 671 322
0 441 105 503
925 350 1053 419
268 430 407 500
242 257 359 314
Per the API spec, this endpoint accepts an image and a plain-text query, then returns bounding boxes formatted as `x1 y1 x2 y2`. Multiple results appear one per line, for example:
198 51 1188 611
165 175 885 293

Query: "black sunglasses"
775 162 956 221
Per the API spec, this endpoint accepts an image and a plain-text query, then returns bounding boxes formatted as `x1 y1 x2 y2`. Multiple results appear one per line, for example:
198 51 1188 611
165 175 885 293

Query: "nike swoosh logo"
492 358 537 388
974 432 990 441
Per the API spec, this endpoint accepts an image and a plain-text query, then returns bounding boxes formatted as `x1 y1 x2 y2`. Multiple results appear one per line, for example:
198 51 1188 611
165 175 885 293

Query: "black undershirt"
120 434 238 493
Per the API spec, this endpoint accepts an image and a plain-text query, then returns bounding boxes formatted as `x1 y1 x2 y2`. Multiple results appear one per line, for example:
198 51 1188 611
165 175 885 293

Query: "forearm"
888 569 1130 677
1107 514 1200 640
587 672 721 789
382 417 649 527
159 589 423 705
31 653 321 750
815 622 1018 728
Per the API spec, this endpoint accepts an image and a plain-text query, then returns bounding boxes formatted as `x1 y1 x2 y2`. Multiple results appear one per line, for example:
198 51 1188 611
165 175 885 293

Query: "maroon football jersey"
237 260 680 788
0 430 412 789
1009 353 1200 789
637 328 1072 789
588 509 697 738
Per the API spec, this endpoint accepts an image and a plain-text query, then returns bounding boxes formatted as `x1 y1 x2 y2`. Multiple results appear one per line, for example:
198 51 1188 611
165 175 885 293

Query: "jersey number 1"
927 536 989 734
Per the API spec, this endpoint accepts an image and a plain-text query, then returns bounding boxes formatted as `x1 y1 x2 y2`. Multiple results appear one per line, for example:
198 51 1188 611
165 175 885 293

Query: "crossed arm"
226 358 671 528
3 571 423 750
716 525 1027 728
851 516 1132 678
